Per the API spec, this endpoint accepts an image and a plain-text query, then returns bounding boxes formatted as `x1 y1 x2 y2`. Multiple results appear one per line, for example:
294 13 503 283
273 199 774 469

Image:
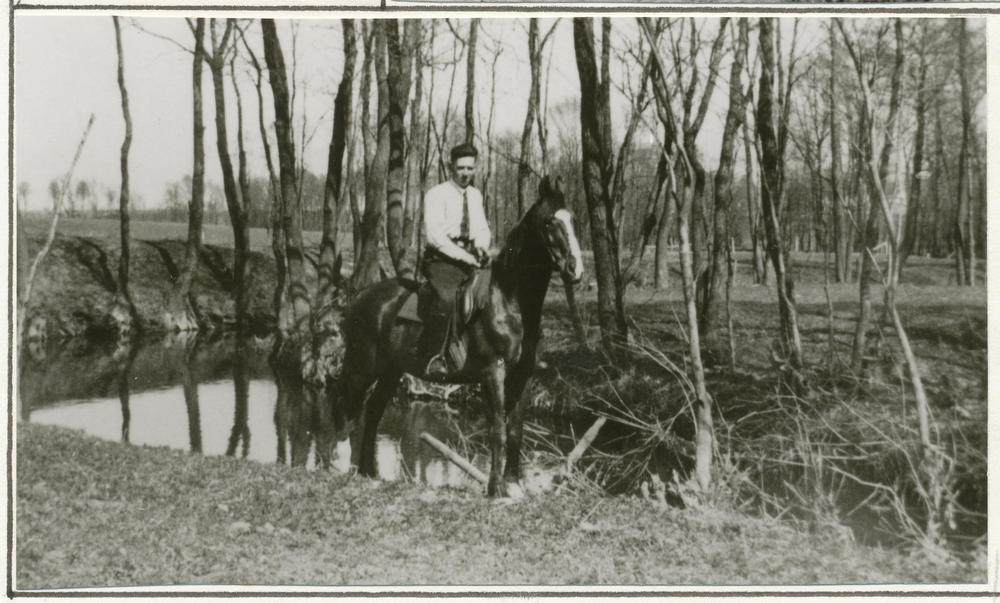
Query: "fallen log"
566 416 607 470
420 432 488 485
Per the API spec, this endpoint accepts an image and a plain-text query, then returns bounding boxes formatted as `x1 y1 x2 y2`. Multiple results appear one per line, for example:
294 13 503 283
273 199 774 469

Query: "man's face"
452 156 476 188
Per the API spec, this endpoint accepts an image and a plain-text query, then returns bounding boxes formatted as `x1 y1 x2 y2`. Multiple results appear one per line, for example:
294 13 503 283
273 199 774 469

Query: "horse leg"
482 361 509 498
502 353 535 483
357 371 403 478
336 367 377 470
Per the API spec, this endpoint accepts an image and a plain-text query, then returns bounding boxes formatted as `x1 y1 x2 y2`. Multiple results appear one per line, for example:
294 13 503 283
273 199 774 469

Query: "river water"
17 332 560 493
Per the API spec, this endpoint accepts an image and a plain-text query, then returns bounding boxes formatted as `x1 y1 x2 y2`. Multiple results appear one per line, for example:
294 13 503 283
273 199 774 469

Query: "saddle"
396 268 491 376
396 268 492 326
395 278 438 325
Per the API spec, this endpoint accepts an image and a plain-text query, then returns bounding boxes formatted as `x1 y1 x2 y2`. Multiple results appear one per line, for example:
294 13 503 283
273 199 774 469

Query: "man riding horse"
422 143 492 379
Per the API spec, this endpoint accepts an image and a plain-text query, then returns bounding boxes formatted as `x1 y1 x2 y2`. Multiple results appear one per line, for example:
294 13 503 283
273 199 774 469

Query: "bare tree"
672 18 729 312
517 19 558 218
230 52 254 326
829 22 850 283
385 20 417 278
352 20 390 292
464 19 479 144
954 19 974 286
319 19 355 311
641 17 713 490
700 18 748 337
837 19 904 372
356 21 375 264
112 16 136 339
743 115 766 284
262 19 311 332
238 23 286 329
18 116 95 354
897 22 929 277
205 18 253 332
166 18 207 332
754 17 803 365
573 17 628 359
402 20 425 275
839 16 941 546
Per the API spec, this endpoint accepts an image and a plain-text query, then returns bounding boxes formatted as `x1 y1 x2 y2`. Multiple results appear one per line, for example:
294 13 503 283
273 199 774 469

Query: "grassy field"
15 216 988 588
19 215 317 255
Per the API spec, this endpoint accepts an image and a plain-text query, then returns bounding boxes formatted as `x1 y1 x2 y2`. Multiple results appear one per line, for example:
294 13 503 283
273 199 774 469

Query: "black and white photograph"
10 7 991 592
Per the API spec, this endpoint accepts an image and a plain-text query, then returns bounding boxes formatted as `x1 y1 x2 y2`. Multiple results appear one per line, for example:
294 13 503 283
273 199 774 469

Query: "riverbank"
15 422 984 589
19 217 286 338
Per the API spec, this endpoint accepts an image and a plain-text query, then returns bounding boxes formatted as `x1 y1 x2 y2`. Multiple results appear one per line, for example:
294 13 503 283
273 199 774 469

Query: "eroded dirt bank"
20 230 282 338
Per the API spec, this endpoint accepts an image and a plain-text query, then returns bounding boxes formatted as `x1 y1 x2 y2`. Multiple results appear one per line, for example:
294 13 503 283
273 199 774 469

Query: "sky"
16 15 753 213
13 16 579 212
15 14 965 214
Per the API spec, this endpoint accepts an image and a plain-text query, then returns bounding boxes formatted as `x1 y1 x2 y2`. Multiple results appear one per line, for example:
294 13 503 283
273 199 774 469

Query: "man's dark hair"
450 143 479 163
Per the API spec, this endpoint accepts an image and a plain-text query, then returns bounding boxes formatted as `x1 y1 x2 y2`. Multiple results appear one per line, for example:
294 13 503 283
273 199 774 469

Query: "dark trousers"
421 248 468 315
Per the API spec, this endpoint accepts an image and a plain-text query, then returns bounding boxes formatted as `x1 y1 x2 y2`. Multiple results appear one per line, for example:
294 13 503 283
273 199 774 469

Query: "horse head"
536 176 584 284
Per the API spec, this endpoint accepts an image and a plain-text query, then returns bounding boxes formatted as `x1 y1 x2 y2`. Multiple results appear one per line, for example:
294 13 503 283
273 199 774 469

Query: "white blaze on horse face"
554 209 584 281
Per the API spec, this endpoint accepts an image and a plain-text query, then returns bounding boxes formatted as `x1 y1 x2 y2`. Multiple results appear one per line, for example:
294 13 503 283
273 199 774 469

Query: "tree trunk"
743 117 765 285
844 19 939 543
356 21 374 265
686 19 729 317
670 156 714 489
207 20 249 332
955 19 973 286
517 18 540 218
598 18 614 194
352 20 390 292
756 17 802 365
231 53 253 334
653 186 675 290
573 17 628 360
239 26 285 328
700 18 747 337
640 16 713 490
898 37 927 277
262 19 311 332
841 18 904 372
829 23 849 283
464 19 478 145
18 115 95 355
931 104 944 259
403 21 424 272
167 18 206 332
112 16 136 339
622 153 667 286
385 20 415 278
319 19 355 310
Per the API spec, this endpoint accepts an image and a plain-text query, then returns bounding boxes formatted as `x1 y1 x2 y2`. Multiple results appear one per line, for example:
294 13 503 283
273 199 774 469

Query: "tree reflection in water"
226 330 251 458
271 333 338 469
178 333 202 454
115 342 138 444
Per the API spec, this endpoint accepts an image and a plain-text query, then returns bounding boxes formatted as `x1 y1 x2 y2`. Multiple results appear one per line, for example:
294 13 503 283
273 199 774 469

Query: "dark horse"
333 176 583 497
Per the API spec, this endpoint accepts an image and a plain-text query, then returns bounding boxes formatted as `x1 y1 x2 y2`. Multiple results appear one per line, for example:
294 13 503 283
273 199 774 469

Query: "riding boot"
425 312 454 379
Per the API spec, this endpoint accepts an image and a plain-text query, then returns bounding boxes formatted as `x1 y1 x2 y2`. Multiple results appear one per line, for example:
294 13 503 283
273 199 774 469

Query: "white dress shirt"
423 180 491 265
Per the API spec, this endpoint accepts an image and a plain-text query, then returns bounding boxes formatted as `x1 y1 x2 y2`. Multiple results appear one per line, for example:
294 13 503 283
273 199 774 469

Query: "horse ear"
538 175 552 199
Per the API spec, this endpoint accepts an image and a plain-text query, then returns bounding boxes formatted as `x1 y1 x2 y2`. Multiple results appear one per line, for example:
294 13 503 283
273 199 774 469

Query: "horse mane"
491 176 565 294
493 203 543 287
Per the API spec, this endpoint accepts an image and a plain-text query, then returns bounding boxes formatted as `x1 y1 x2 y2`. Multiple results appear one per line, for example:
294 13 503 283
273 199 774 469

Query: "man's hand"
476 249 492 269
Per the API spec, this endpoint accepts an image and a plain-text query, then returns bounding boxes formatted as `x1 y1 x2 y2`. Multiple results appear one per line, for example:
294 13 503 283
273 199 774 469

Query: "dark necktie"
460 187 470 241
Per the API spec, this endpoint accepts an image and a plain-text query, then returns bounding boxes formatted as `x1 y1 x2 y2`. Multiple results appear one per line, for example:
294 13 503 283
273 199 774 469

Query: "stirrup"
425 353 450 379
